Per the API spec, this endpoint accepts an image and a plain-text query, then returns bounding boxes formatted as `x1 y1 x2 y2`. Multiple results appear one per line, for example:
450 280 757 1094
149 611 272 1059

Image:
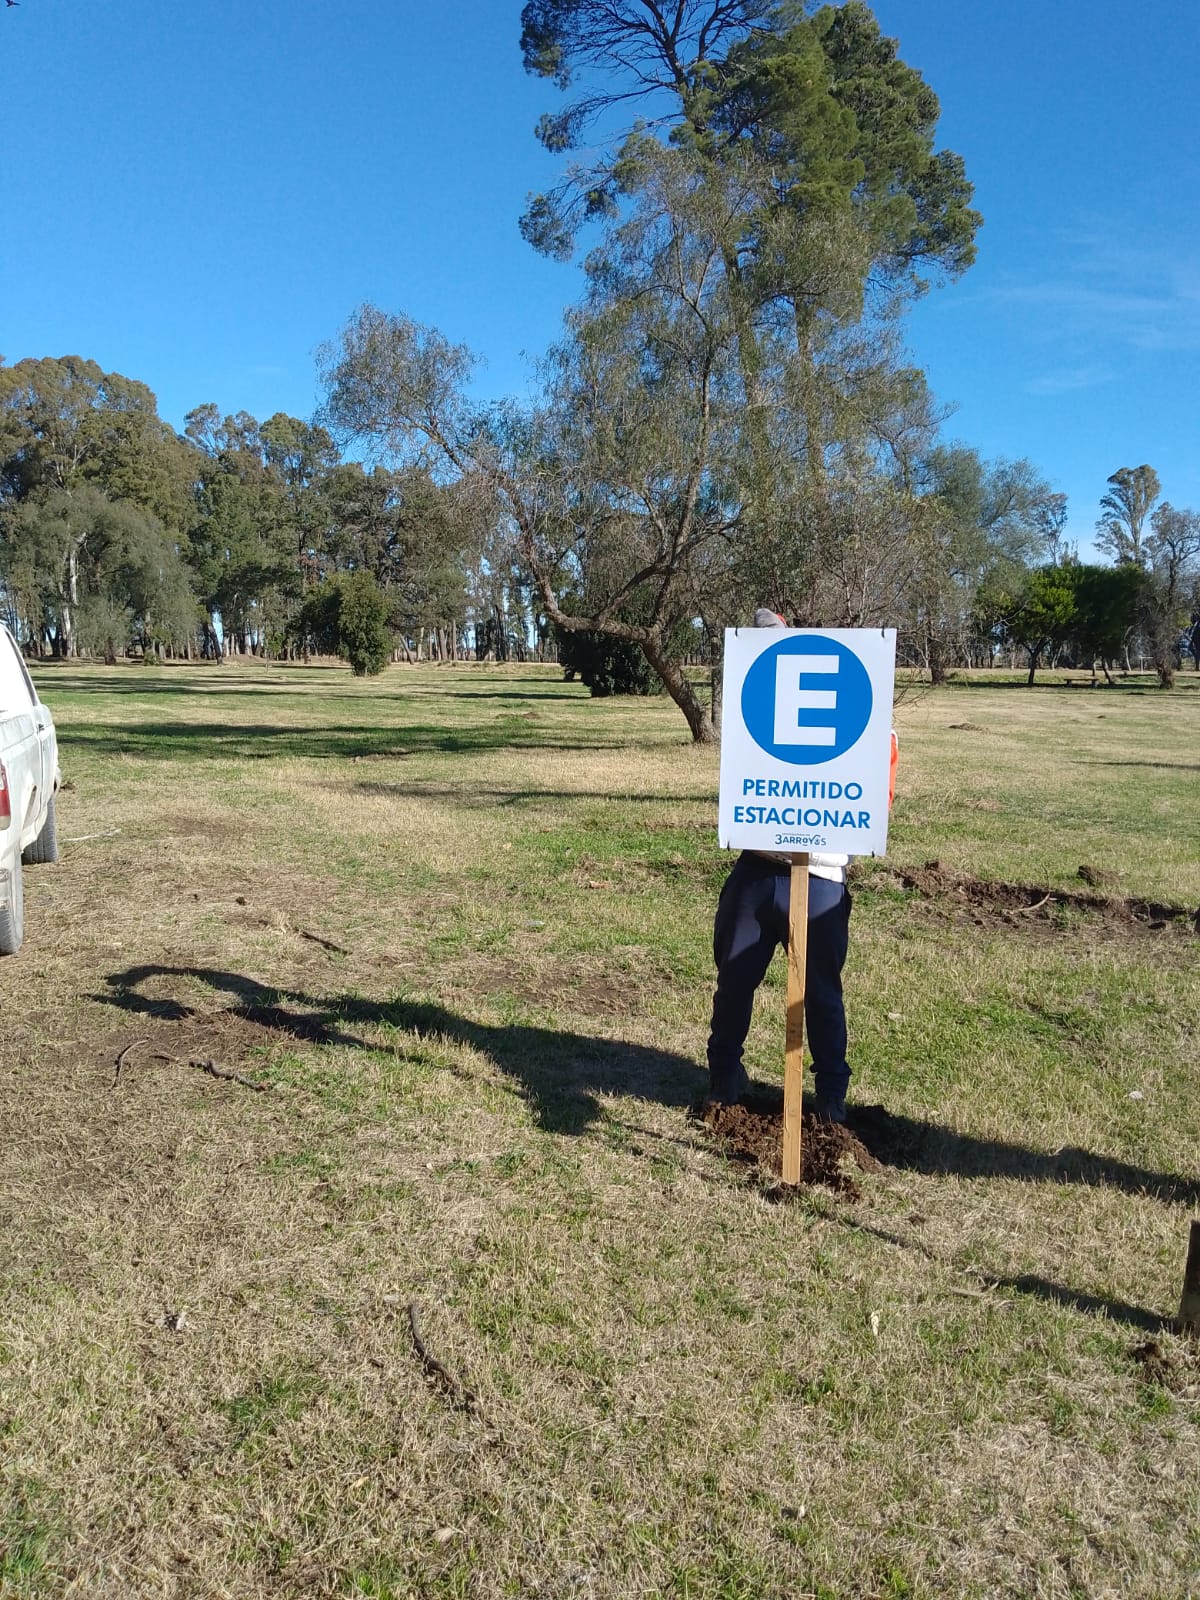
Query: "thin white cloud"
1025 364 1114 395
993 227 1200 352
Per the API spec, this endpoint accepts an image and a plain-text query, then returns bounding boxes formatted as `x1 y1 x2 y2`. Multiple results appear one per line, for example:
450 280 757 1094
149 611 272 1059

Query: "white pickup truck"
0 624 60 954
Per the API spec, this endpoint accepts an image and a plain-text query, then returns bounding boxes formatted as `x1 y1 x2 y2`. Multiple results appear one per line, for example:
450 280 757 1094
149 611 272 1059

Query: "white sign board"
718 627 896 856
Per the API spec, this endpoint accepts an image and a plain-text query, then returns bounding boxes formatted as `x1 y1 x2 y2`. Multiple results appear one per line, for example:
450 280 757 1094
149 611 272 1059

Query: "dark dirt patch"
861 861 1199 939
1131 1339 1178 1387
91 1013 284 1086
701 1090 881 1199
160 812 242 840
1128 1338 1200 1393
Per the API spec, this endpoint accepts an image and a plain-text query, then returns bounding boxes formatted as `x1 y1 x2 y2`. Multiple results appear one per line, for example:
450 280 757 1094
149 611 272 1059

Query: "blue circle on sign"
742 636 872 765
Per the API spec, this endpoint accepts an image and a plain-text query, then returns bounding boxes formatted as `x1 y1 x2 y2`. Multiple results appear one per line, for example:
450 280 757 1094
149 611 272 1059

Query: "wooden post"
1180 1220 1200 1335
782 853 810 1186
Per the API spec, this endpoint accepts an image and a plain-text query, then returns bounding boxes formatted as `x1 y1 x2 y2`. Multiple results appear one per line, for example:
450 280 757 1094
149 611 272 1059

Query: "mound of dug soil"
864 861 1199 938
701 1091 881 1198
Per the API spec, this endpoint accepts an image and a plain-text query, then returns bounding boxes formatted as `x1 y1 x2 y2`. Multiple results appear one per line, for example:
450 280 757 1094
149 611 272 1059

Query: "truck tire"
23 794 60 865
0 851 25 956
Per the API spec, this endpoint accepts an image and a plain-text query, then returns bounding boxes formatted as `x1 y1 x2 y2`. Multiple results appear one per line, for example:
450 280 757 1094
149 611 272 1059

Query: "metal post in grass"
1180 1220 1200 1335
783 852 810 1186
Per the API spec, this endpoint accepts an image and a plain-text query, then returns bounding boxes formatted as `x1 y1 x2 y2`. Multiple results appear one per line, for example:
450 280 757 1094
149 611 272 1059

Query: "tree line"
2 3 1198 718
0 357 550 673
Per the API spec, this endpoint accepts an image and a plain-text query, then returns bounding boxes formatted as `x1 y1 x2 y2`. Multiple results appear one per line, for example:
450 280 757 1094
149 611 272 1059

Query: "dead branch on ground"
407 1301 479 1413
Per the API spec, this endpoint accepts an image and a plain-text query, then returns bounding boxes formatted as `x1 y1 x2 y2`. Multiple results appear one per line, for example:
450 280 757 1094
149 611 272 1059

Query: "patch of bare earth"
700 1091 882 1199
866 859 1200 940
1130 1338 1200 1396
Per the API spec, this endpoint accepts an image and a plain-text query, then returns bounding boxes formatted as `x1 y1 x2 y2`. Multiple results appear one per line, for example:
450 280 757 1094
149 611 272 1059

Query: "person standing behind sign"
705 608 897 1122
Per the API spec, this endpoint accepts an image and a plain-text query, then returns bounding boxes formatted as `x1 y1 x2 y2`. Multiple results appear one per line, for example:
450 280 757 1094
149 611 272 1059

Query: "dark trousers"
707 853 852 1101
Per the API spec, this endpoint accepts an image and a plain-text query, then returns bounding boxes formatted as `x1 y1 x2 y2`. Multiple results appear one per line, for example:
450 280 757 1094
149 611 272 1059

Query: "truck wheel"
23 794 60 865
0 852 25 955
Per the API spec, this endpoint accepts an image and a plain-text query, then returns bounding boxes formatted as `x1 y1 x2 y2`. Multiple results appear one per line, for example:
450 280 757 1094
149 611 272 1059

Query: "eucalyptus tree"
184 406 302 653
0 357 196 650
1 485 195 658
318 236 743 739
1033 491 1071 564
1144 502 1200 687
260 412 341 568
1096 465 1161 567
520 0 980 690
321 461 475 657
906 447 1058 677
0 357 179 508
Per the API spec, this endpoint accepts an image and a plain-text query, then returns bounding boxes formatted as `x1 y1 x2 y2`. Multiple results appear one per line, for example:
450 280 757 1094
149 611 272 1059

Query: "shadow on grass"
847 1099 1200 1207
98 968 703 1134
35 671 589 708
99 965 1200 1208
348 781 715 809
737 1088 1200 1208
931 677 1193 693
994 1273 1170 1334
841 1217 1172 1333
706 1084 1198 1206
1082 759 1200 773
59 720 632 762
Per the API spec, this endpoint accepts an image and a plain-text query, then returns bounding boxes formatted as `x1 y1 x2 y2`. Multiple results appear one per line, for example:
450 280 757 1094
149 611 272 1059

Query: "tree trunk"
641 638 717 743
59 547 81 659
706 625 724 735
928 629 947 686
1027 647 1040 687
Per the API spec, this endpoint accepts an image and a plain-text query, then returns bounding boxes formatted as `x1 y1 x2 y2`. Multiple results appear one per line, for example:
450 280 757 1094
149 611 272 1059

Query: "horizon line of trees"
0 355 548 674
2 348 1194 692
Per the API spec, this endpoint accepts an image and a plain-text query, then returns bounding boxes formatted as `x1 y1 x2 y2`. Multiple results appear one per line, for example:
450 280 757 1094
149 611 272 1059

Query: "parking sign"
719 627 896 855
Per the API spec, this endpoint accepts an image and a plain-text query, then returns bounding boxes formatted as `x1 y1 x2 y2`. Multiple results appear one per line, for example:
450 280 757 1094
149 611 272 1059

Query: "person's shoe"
707 1064 751 1105
813 1095 847 1125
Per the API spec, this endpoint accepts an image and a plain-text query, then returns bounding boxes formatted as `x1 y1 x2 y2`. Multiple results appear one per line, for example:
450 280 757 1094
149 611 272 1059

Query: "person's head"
753 607 787 628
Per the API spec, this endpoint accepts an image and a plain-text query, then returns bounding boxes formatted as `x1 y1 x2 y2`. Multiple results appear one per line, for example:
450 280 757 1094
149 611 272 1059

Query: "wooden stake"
1180 1219 1200 1336
782 853 810 1186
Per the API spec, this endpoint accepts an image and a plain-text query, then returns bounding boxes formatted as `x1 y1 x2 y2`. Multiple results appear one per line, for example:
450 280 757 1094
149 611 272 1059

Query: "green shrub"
555 627 655 697
291 571 391 676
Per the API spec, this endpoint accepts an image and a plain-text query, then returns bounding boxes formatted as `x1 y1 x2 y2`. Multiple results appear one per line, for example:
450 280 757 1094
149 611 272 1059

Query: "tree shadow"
98 967 704 1134
836 1217 1171 1333
347 781 714 810
938 677 1180 693
98 966 1200 1208
993 1273 1169 1334
1082 760 1200 773
739 1087 1199 1207
33 672 588 708
847 1099 1200 1206
58 720 634 762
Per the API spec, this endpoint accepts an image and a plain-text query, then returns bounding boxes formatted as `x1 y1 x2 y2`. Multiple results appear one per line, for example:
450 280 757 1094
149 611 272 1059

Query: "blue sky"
3 1 1197 555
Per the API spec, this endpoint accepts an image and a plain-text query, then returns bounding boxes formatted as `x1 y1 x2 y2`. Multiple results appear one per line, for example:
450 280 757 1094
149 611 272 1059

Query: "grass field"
2 658 1198 1600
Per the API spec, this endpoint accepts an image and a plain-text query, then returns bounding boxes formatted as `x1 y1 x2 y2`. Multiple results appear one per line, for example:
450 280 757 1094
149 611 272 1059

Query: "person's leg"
803 876 852 1120
706 854 785 1101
